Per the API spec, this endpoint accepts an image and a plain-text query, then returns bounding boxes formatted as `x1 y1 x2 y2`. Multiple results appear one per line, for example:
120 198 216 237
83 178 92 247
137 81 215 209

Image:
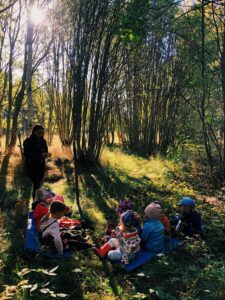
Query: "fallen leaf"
56 293 68 298
49 266 59 273
30 283 38 292
73 268 82 273
137 273 145 277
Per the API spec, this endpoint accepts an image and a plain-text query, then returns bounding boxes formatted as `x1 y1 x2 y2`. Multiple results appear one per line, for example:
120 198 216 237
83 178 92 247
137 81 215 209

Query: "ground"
0 141 225 300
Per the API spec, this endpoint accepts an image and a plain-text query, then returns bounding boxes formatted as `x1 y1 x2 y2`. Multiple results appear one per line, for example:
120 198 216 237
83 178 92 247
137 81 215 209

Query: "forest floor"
0 141 225 300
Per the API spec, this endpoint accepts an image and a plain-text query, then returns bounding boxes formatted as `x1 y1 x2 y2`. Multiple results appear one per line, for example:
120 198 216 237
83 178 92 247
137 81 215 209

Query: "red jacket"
33 203 49 230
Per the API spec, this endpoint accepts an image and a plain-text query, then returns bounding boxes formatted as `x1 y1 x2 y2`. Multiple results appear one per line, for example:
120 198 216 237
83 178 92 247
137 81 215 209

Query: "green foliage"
116 0 150 43
166 145 184 163
1 147 225 299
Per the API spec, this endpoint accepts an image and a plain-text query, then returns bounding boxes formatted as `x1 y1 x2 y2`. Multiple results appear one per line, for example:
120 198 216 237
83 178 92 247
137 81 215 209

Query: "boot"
92 243 112 258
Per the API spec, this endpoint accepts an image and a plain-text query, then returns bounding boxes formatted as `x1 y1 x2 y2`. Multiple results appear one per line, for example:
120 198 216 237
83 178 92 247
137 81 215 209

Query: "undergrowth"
0 147 225 299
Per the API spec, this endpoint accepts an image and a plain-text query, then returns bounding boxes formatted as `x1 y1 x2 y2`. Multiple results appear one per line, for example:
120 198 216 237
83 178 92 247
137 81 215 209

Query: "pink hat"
53 195 65 203
144 203 162 220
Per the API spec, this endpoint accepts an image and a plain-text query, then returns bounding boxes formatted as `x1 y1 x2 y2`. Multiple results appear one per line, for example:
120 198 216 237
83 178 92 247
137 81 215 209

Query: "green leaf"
129 33 134 41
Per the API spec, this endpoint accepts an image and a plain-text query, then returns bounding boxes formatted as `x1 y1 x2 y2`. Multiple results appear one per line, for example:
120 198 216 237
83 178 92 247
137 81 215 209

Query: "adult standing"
23 125 51 198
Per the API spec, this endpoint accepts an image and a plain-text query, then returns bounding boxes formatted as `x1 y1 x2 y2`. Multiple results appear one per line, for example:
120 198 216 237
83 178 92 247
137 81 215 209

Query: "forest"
0 0 225 299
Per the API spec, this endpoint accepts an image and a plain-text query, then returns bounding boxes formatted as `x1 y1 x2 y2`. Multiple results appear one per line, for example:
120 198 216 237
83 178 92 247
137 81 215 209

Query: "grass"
0 145 225 299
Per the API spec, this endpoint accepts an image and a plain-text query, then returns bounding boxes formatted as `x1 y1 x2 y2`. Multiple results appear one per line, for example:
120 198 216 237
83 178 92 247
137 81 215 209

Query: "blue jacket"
140 219 164 252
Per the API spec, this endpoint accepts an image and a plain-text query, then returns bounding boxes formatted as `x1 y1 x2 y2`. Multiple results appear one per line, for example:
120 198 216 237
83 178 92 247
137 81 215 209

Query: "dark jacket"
23 134 48 169
181 211 202 236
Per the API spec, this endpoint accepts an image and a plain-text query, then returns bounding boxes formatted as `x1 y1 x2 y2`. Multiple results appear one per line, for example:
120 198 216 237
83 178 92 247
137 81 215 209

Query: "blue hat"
121 210 135 227
178 197 196 207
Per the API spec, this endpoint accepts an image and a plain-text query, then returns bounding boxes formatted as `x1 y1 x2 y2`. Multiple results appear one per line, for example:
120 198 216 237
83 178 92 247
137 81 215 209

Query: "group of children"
32 189 94 256
93 197 202 264
32 190 203 264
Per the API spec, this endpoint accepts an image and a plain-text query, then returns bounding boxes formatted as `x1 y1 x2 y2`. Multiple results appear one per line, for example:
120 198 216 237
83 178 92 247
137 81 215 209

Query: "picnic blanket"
24 212 72 258
124 237 182 272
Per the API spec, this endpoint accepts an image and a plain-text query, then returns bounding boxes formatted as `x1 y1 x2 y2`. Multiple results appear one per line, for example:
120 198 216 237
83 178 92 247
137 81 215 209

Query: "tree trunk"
26 0 34 134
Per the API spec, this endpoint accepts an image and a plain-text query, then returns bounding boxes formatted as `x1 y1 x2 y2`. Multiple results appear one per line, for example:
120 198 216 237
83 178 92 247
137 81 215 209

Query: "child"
32 189 55 210
176 197 202 237
33 189 50 230
40 201 93 255
33 191 64 231
40 201 67 256
141 202 164 252
93 210 140 264
106 198 141 237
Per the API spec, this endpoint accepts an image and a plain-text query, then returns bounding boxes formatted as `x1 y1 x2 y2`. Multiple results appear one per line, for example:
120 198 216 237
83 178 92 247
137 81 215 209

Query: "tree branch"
0 0 18 14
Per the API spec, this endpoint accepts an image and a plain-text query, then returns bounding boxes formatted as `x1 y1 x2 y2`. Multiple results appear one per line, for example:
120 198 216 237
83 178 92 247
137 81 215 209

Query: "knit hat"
43 190 55 201
45 195 65 205
53 195 65 202
152 201 163 208
115 198 132 214
144 203 162 220
121 210 135 227
177 197 195 207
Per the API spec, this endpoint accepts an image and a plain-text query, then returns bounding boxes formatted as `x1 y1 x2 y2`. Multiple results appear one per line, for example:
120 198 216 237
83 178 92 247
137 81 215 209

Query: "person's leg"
107 249 122 262
94 238 122 261
61 232 92 250
92 238 119 258
37 166 45 186
61 231 88 243
67 240 93 250
29 167 45 199
27 168 39 199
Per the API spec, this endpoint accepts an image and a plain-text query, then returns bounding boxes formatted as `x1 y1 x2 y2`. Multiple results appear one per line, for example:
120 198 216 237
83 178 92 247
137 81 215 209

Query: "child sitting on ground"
40 201 66 256
39 201 93 255
32 189 55 210
175 197 202 237
93 210 140 264
33 189 51 230
106 198 141 239
152 201 171 234
141 202 164 252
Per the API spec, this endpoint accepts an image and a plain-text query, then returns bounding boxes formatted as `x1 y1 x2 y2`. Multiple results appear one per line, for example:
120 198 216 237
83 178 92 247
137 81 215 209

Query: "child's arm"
140 224 150 242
